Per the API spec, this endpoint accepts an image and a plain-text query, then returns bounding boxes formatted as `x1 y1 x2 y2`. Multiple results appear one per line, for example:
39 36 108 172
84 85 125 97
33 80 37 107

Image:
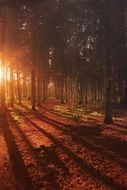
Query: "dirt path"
0 104 127 190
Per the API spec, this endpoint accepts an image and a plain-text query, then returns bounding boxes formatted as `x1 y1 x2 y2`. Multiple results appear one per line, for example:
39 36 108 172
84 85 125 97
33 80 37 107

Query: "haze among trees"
0 1 127 190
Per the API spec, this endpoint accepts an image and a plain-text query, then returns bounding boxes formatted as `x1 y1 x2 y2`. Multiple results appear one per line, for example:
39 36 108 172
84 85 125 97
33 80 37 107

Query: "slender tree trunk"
0 6 6 114
23 72 27 99
10 65 14 106
124 82 127 106
94 81 97 102
0 67 6 113
85 88 88 104
43 76 47 102
17 71 21 104
60 78 64 104
31 68 36 110
37 71 41 106
65 78 68 102
91 81 94 103
103 1 113 124
55 78 59 100
31 12 37 110
78 80 83 105
40 75 43 103
104 77 113 123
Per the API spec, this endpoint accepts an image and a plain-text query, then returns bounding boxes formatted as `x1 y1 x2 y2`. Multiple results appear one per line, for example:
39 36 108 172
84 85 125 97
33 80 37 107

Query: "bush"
71 114 82 123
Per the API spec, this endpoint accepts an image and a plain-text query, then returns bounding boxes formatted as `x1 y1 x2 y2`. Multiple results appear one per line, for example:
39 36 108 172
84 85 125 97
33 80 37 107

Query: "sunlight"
0 64 3 82
0 60 10 82
48 81 54 89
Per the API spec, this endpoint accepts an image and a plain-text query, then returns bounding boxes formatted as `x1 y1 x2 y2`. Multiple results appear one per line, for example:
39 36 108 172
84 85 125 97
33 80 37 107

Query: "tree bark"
17 71 21 104
31 68 36 110
103 1 113 124
10 65 14 107
37 71 41 106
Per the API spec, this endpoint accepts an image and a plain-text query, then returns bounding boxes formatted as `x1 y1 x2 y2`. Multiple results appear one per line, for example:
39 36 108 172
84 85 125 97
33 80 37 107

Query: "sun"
0 60 5 83
0 60 10 83
0 65 3 82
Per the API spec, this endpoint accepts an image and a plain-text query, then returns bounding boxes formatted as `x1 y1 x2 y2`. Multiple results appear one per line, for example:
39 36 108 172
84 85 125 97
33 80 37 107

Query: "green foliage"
11 112 22 123
90 112 102 117
71 114 82 123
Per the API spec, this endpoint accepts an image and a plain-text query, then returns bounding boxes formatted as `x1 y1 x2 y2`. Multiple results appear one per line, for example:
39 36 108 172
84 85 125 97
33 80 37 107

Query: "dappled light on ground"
0 100 127 189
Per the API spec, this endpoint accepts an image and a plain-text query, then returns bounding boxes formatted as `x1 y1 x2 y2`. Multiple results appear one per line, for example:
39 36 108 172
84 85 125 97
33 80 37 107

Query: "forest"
0 0 127 190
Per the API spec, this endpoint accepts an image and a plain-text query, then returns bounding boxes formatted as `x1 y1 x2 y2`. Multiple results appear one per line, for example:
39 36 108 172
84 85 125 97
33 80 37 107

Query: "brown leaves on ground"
0 101 127 190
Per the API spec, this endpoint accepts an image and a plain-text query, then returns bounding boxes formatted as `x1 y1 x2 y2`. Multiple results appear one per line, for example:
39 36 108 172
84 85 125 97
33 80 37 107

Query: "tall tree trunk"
37 71 41 106
0 66 6 113
17 71 21 104
0 6 6 114
78 80 83 105
31 13 37 110
60 78 64 104
31 68 36 110
10 65 14 106
103 1 113 124
23 72 27 99
85 88 88 104
65 78 68 102
104 77 113 123
43 76 47 102
55 78 58 100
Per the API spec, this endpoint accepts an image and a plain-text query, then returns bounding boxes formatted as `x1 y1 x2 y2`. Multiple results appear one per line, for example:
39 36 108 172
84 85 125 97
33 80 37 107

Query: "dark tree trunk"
31 68 36 110
104 78 113 124
103 1 113 124
0 5 6 114
10 65 14 107
60 78 64 104
65 79 68 102
31 11 37 110
85 88 88 104
43 76 47 102
23 72 27 99
78 80 83 105
17 71 21 104
37 71 41 106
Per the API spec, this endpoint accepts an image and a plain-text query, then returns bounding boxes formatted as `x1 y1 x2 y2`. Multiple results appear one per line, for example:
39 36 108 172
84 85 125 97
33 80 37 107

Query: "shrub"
71 114 82 123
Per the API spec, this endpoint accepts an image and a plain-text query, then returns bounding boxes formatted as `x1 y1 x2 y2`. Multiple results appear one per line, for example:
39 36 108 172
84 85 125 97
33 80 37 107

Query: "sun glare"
0 65 3 82
0 60 10 82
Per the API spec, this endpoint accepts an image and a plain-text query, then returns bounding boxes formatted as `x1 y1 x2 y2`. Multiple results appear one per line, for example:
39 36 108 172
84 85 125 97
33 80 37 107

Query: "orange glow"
0 61 3 82
7 70 10 81
0 60 10 82
48 81 54 89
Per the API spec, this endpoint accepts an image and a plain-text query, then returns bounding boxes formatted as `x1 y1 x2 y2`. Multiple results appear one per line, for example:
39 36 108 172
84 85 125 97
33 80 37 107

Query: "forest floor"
0 99 127 190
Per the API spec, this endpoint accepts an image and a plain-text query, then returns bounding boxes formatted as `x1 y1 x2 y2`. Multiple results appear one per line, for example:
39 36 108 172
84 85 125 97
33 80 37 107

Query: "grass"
52 104 104 123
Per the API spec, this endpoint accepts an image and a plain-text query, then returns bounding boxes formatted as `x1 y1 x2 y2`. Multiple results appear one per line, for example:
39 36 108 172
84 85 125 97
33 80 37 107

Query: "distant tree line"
0 0 127 123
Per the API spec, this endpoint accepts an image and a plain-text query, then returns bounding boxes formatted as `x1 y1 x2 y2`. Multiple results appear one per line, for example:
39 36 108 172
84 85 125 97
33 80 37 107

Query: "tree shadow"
13 111 127 190
34 144 69 176
8 112 68 189
94 136 127 158
16 104 127 169
114 123 127 130
1 115 34 190
39 114 127 169
26 108 127 158
17 104 102 135
104 125 127 135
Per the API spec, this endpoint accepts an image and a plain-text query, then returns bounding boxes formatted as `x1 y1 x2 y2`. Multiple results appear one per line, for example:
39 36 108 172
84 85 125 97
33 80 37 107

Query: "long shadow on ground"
16 104 127 168
1 115 34 190
8 112 68 190
14 107 127 190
